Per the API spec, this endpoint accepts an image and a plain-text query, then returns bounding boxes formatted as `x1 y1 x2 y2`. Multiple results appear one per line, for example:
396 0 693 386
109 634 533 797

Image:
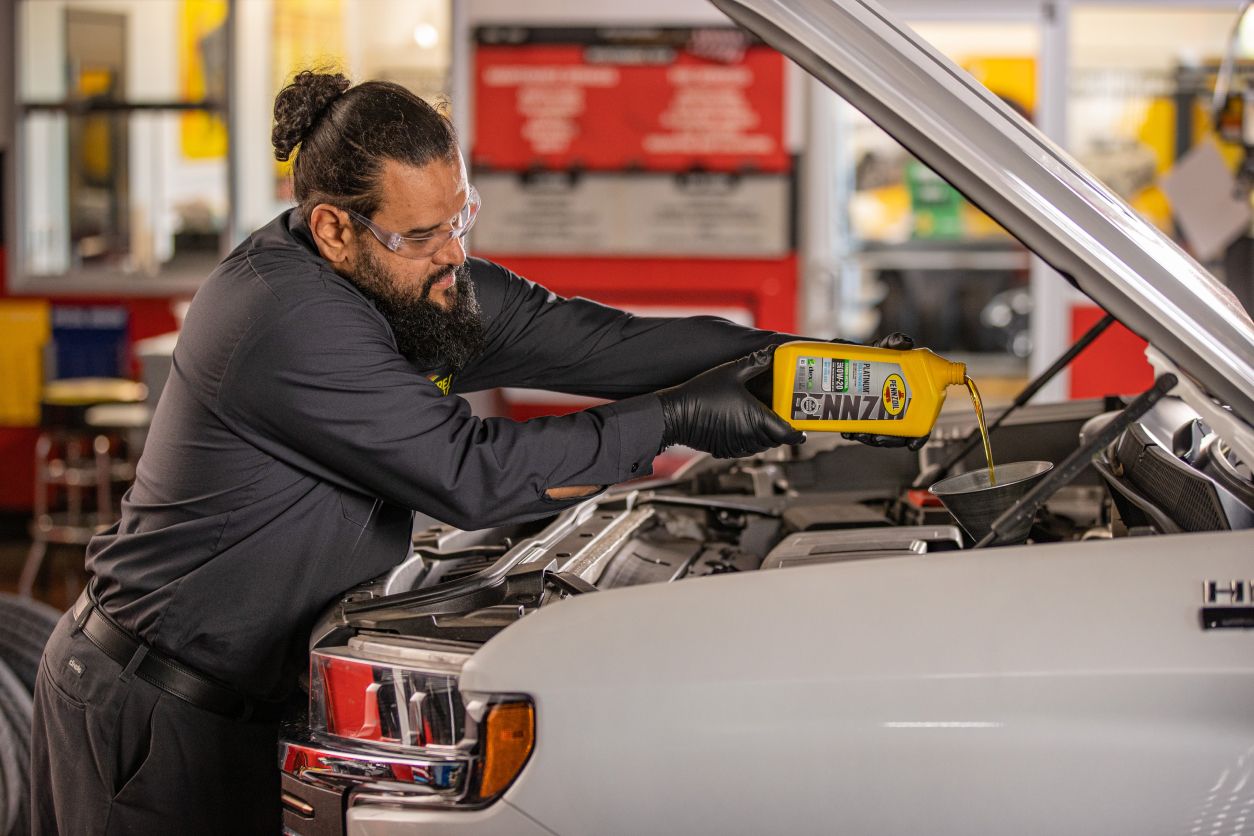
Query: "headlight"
280 634 533 820
310 636 469 747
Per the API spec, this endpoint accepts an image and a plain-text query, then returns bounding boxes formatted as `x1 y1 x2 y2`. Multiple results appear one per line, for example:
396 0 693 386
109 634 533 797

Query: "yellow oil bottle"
771 341 968 439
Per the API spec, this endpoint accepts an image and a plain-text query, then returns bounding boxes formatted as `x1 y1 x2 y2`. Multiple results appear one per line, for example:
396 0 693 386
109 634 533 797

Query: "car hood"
712 0 1254 424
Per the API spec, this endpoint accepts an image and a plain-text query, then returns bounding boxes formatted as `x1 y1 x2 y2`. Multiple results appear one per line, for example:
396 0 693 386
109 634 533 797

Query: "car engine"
312 394 1253 648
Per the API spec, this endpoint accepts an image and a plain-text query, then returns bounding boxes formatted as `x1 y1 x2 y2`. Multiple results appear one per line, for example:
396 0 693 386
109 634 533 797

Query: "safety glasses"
348 184 481 259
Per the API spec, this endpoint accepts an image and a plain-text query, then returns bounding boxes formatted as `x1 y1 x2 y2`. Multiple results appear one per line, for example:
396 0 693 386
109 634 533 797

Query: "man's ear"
308 203 356 265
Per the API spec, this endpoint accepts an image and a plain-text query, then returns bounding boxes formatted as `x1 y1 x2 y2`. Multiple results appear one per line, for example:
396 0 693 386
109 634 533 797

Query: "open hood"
712 0 1254 422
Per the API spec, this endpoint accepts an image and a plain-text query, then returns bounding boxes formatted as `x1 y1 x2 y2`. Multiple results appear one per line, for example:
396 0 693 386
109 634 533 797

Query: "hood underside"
711 0 1254 421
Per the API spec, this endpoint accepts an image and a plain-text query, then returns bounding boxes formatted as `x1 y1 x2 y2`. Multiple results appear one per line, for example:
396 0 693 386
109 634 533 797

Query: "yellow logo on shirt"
429 373 453 396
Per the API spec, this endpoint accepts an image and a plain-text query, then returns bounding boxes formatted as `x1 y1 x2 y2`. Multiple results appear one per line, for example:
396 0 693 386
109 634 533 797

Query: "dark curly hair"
271 70 459 222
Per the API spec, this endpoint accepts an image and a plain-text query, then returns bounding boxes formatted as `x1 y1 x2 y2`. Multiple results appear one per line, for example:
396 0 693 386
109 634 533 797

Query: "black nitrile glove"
658 347 807 458
841 331 930 451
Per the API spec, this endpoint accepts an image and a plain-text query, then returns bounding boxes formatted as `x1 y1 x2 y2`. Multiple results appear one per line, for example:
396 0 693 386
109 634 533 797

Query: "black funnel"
929 461 1054 545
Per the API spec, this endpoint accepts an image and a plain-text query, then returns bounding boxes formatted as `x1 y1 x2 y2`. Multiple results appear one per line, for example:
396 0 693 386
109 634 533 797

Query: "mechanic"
30 71 919 834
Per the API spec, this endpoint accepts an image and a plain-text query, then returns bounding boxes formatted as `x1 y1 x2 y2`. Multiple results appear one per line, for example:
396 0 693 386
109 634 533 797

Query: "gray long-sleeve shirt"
87 210 783 699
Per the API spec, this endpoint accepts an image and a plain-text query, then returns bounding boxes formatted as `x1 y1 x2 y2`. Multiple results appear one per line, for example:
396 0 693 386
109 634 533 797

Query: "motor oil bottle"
771 341 967 438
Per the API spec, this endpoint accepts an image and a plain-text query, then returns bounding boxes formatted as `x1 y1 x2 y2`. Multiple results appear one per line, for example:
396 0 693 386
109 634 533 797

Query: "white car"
277 1 1254 834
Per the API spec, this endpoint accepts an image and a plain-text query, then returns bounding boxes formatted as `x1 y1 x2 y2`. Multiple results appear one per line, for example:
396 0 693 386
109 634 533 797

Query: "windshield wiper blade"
914 312 1117 488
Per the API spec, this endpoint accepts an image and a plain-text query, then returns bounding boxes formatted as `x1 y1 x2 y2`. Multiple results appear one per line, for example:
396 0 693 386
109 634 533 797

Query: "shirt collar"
285 209 319 256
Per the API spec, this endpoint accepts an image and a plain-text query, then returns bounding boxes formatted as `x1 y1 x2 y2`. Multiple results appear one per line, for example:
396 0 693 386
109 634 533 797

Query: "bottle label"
791 356 911 422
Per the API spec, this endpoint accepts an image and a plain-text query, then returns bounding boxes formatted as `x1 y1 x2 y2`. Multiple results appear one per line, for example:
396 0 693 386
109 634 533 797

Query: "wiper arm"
973 372 1177 548
543 571 599 597
914 312 1116 488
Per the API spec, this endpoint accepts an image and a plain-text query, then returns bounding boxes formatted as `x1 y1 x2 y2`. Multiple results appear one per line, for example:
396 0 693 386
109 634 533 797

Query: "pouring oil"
771 341 968 439
769 342 999 485
965 376 996 485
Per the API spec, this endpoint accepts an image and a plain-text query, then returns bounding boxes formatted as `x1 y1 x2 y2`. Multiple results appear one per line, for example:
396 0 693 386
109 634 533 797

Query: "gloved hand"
840 331 930 451
658 347 806 458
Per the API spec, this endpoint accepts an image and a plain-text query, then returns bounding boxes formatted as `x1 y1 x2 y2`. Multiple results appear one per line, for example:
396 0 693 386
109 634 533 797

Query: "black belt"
72 589 281 722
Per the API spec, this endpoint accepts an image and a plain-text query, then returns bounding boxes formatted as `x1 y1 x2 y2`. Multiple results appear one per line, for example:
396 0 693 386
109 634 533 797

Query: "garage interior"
0 0 1251 834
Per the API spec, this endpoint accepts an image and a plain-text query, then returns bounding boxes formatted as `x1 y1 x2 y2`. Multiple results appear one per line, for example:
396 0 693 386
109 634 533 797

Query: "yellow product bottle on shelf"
771 341 967 437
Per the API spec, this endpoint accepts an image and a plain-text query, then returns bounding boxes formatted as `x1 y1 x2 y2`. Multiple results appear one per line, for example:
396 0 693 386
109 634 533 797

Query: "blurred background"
0 0 1251 608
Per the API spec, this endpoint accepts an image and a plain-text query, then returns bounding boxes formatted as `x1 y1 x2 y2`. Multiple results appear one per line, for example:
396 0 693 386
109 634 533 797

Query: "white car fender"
460 530 1254 836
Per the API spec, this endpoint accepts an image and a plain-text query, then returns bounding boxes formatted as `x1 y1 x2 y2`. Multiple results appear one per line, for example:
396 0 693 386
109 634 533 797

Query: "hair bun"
272 70 351 162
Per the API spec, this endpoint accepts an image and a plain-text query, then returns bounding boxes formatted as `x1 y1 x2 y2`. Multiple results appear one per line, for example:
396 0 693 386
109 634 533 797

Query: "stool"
21 378 149 599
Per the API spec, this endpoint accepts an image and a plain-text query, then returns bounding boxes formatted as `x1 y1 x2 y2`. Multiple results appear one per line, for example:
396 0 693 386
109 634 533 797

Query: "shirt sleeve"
216 292 663 530
455 259 799 398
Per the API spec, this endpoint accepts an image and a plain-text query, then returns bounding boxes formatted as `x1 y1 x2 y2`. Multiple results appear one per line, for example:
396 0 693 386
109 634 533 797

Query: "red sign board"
473 31 789 174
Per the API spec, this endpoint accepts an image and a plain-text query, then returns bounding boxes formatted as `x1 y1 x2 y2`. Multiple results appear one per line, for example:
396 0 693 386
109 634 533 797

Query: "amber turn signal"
477 701 535 799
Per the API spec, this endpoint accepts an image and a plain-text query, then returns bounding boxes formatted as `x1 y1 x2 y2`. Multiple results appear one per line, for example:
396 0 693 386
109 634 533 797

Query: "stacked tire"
0 594 62 836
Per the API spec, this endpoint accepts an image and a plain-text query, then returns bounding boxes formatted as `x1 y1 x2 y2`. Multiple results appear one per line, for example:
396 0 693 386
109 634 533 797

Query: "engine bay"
320 393 1253 648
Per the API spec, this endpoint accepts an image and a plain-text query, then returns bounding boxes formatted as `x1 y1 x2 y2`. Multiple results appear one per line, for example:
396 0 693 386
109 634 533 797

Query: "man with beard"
30 71 917 833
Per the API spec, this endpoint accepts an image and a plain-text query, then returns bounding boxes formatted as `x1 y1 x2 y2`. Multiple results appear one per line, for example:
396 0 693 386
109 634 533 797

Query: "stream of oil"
965 376 996 486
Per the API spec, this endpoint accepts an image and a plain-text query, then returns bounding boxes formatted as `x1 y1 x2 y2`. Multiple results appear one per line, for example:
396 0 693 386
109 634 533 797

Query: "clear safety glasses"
349 185 481 259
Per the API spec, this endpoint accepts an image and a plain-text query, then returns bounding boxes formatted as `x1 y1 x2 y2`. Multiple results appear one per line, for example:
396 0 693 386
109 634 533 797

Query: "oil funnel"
929 461 1054 545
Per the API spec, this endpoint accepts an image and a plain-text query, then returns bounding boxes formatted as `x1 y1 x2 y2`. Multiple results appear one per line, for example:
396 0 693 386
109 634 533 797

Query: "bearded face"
347 244 486 372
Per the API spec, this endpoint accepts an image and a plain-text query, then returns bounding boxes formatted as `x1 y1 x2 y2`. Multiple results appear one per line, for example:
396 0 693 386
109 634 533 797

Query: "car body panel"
346 798 556 836
711 0 1254 422
458 531 1254 835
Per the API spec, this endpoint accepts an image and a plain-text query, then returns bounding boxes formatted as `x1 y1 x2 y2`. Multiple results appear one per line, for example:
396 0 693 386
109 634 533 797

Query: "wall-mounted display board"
473 26 789 173
471 26 798 422
472 170 791 258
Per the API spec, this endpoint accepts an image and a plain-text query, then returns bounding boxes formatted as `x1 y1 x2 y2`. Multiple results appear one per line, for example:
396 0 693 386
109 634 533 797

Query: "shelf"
856 239 1030 272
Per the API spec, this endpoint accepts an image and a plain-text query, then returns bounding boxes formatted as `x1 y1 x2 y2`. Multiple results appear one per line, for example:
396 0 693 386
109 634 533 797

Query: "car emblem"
1200 580 1254 630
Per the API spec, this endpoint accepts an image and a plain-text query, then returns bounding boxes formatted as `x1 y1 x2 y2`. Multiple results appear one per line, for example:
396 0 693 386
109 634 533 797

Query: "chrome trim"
280 791 315 817
279 733 472 805
346 788 472 812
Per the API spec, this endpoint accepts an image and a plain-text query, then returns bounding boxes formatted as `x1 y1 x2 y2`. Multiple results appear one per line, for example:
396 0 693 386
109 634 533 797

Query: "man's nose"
432 233 467 268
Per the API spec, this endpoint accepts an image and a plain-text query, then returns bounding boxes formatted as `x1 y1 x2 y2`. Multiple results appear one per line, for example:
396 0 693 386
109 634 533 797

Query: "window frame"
4 0 237 295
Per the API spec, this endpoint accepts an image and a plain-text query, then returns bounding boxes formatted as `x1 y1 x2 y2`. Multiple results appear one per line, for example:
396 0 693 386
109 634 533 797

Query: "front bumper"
279 730 476 836
345 798 553 836
280 770 551 836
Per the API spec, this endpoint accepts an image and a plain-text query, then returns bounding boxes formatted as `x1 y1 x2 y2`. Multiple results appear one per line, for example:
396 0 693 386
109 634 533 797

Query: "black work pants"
30 611 281 835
